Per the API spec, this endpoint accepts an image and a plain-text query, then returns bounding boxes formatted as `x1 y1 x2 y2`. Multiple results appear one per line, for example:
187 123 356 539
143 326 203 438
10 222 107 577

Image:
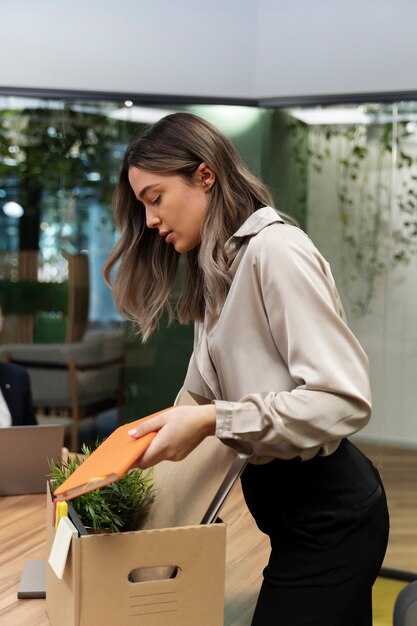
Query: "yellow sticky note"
54 501 68 528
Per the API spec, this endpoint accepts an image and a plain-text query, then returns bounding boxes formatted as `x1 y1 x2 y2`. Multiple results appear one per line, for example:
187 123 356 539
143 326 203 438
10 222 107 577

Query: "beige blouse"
180 206 371 464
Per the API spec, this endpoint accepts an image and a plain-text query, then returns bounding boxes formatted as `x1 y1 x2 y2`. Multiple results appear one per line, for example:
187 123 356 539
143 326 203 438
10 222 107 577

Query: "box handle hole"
128 565 180 583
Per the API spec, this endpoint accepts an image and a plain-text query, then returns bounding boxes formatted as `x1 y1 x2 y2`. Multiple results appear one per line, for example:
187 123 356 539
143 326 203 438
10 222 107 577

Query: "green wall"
260 109 308 230
124 317 194 420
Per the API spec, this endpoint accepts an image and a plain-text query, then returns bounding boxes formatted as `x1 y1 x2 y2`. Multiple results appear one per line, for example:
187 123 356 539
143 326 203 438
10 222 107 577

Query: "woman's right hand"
128 404 216 469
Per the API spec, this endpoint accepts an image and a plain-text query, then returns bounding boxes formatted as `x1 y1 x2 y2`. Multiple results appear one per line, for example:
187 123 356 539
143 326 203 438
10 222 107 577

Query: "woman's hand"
128 404 216 469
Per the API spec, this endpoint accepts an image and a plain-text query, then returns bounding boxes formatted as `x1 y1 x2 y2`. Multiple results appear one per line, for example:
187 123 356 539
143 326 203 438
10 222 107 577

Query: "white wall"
256 0 417 98
1 0 416 100
0 0 256 98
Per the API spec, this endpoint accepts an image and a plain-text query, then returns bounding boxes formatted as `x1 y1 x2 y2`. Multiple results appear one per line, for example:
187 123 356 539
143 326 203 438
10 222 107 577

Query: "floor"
359 442 417 575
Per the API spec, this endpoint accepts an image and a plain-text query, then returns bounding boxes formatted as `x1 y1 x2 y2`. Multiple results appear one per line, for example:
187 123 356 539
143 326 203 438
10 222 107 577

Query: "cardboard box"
46 493 226 626
46 396 242 626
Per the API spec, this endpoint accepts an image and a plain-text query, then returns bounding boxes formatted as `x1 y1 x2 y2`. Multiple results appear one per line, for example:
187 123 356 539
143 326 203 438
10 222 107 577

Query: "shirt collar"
225 206 285 262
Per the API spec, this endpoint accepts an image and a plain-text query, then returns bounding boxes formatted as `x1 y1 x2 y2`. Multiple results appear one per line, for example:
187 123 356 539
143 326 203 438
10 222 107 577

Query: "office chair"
393 580 417 626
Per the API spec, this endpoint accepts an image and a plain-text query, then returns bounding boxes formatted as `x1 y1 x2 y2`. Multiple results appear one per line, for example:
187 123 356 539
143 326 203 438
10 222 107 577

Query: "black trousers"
240 439 390 626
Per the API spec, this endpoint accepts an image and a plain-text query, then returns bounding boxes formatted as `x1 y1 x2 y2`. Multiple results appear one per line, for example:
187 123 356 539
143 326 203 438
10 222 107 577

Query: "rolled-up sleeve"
214 226 372 461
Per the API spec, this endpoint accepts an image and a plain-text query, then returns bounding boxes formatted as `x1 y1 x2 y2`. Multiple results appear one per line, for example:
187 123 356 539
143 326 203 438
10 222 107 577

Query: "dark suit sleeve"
21 368 37 426
1 363 37 426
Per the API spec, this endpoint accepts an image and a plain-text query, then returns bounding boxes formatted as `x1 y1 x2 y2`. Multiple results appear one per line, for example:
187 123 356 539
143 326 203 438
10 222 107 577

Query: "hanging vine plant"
308 119 417 315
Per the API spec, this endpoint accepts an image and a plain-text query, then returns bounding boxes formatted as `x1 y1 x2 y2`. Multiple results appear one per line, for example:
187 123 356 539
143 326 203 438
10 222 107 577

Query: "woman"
104 112 389 626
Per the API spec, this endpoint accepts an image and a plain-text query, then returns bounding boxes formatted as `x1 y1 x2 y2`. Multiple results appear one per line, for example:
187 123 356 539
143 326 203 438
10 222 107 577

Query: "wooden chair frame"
3 353 125 451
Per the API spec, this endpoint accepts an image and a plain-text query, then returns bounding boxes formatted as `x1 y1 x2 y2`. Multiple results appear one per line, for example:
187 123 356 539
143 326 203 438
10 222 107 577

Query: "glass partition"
279 102 417 575
0 97 143 322
1 93 416 574
0 96 270 423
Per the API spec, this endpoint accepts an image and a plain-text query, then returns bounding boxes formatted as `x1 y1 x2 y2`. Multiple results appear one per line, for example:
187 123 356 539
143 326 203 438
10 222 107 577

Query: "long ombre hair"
104 112 293 340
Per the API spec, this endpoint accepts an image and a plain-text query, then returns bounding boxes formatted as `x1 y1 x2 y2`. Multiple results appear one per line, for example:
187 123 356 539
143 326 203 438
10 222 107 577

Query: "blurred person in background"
0 296 36 427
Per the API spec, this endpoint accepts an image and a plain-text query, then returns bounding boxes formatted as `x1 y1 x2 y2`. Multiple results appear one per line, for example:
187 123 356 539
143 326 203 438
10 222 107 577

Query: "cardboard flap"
137 437 237 531
133 389 241 531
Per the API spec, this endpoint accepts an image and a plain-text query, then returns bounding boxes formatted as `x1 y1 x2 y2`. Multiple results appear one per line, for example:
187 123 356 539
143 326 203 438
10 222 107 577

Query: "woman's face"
128 164 214 253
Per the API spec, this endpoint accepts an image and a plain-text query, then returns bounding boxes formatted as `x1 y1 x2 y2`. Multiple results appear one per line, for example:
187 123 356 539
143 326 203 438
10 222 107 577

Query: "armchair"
0 328 125 451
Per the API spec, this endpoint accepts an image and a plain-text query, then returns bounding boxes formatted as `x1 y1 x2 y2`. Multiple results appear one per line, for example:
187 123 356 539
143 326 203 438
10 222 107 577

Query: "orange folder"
54 408 172 501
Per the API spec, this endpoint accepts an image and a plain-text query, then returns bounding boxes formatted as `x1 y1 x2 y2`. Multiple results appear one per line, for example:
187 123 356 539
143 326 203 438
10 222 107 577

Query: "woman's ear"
196 162 216 191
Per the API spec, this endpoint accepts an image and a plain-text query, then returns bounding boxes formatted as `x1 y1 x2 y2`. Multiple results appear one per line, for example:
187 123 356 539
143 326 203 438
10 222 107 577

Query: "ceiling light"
287 107 417 126
190 105 259 136
109 106 176 124
287 107 372 126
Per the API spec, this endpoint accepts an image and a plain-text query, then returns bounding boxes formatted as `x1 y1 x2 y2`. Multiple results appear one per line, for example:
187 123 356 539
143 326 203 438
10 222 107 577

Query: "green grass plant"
49 442 155 533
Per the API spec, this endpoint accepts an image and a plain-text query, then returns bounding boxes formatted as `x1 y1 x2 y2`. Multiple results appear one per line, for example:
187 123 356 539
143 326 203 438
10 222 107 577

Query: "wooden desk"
0 483 270 626
0 494 48 626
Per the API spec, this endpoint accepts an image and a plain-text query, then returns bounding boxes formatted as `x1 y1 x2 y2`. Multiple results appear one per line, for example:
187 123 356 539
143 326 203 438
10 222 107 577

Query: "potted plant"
48 442 155 533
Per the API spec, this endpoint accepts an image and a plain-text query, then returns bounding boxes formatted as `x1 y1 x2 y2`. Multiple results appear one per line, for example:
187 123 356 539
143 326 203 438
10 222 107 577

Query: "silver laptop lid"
0 424 64 495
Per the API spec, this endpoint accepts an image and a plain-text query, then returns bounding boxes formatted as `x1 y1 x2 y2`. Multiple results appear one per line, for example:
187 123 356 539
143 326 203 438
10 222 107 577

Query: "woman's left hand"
128 404 216 469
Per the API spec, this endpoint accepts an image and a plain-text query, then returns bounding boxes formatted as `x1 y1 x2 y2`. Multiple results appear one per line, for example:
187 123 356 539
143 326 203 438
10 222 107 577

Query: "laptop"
0 424 65 496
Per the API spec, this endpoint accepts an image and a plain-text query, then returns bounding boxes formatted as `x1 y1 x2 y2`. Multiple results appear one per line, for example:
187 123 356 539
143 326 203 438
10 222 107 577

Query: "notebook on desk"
0 424 65 495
